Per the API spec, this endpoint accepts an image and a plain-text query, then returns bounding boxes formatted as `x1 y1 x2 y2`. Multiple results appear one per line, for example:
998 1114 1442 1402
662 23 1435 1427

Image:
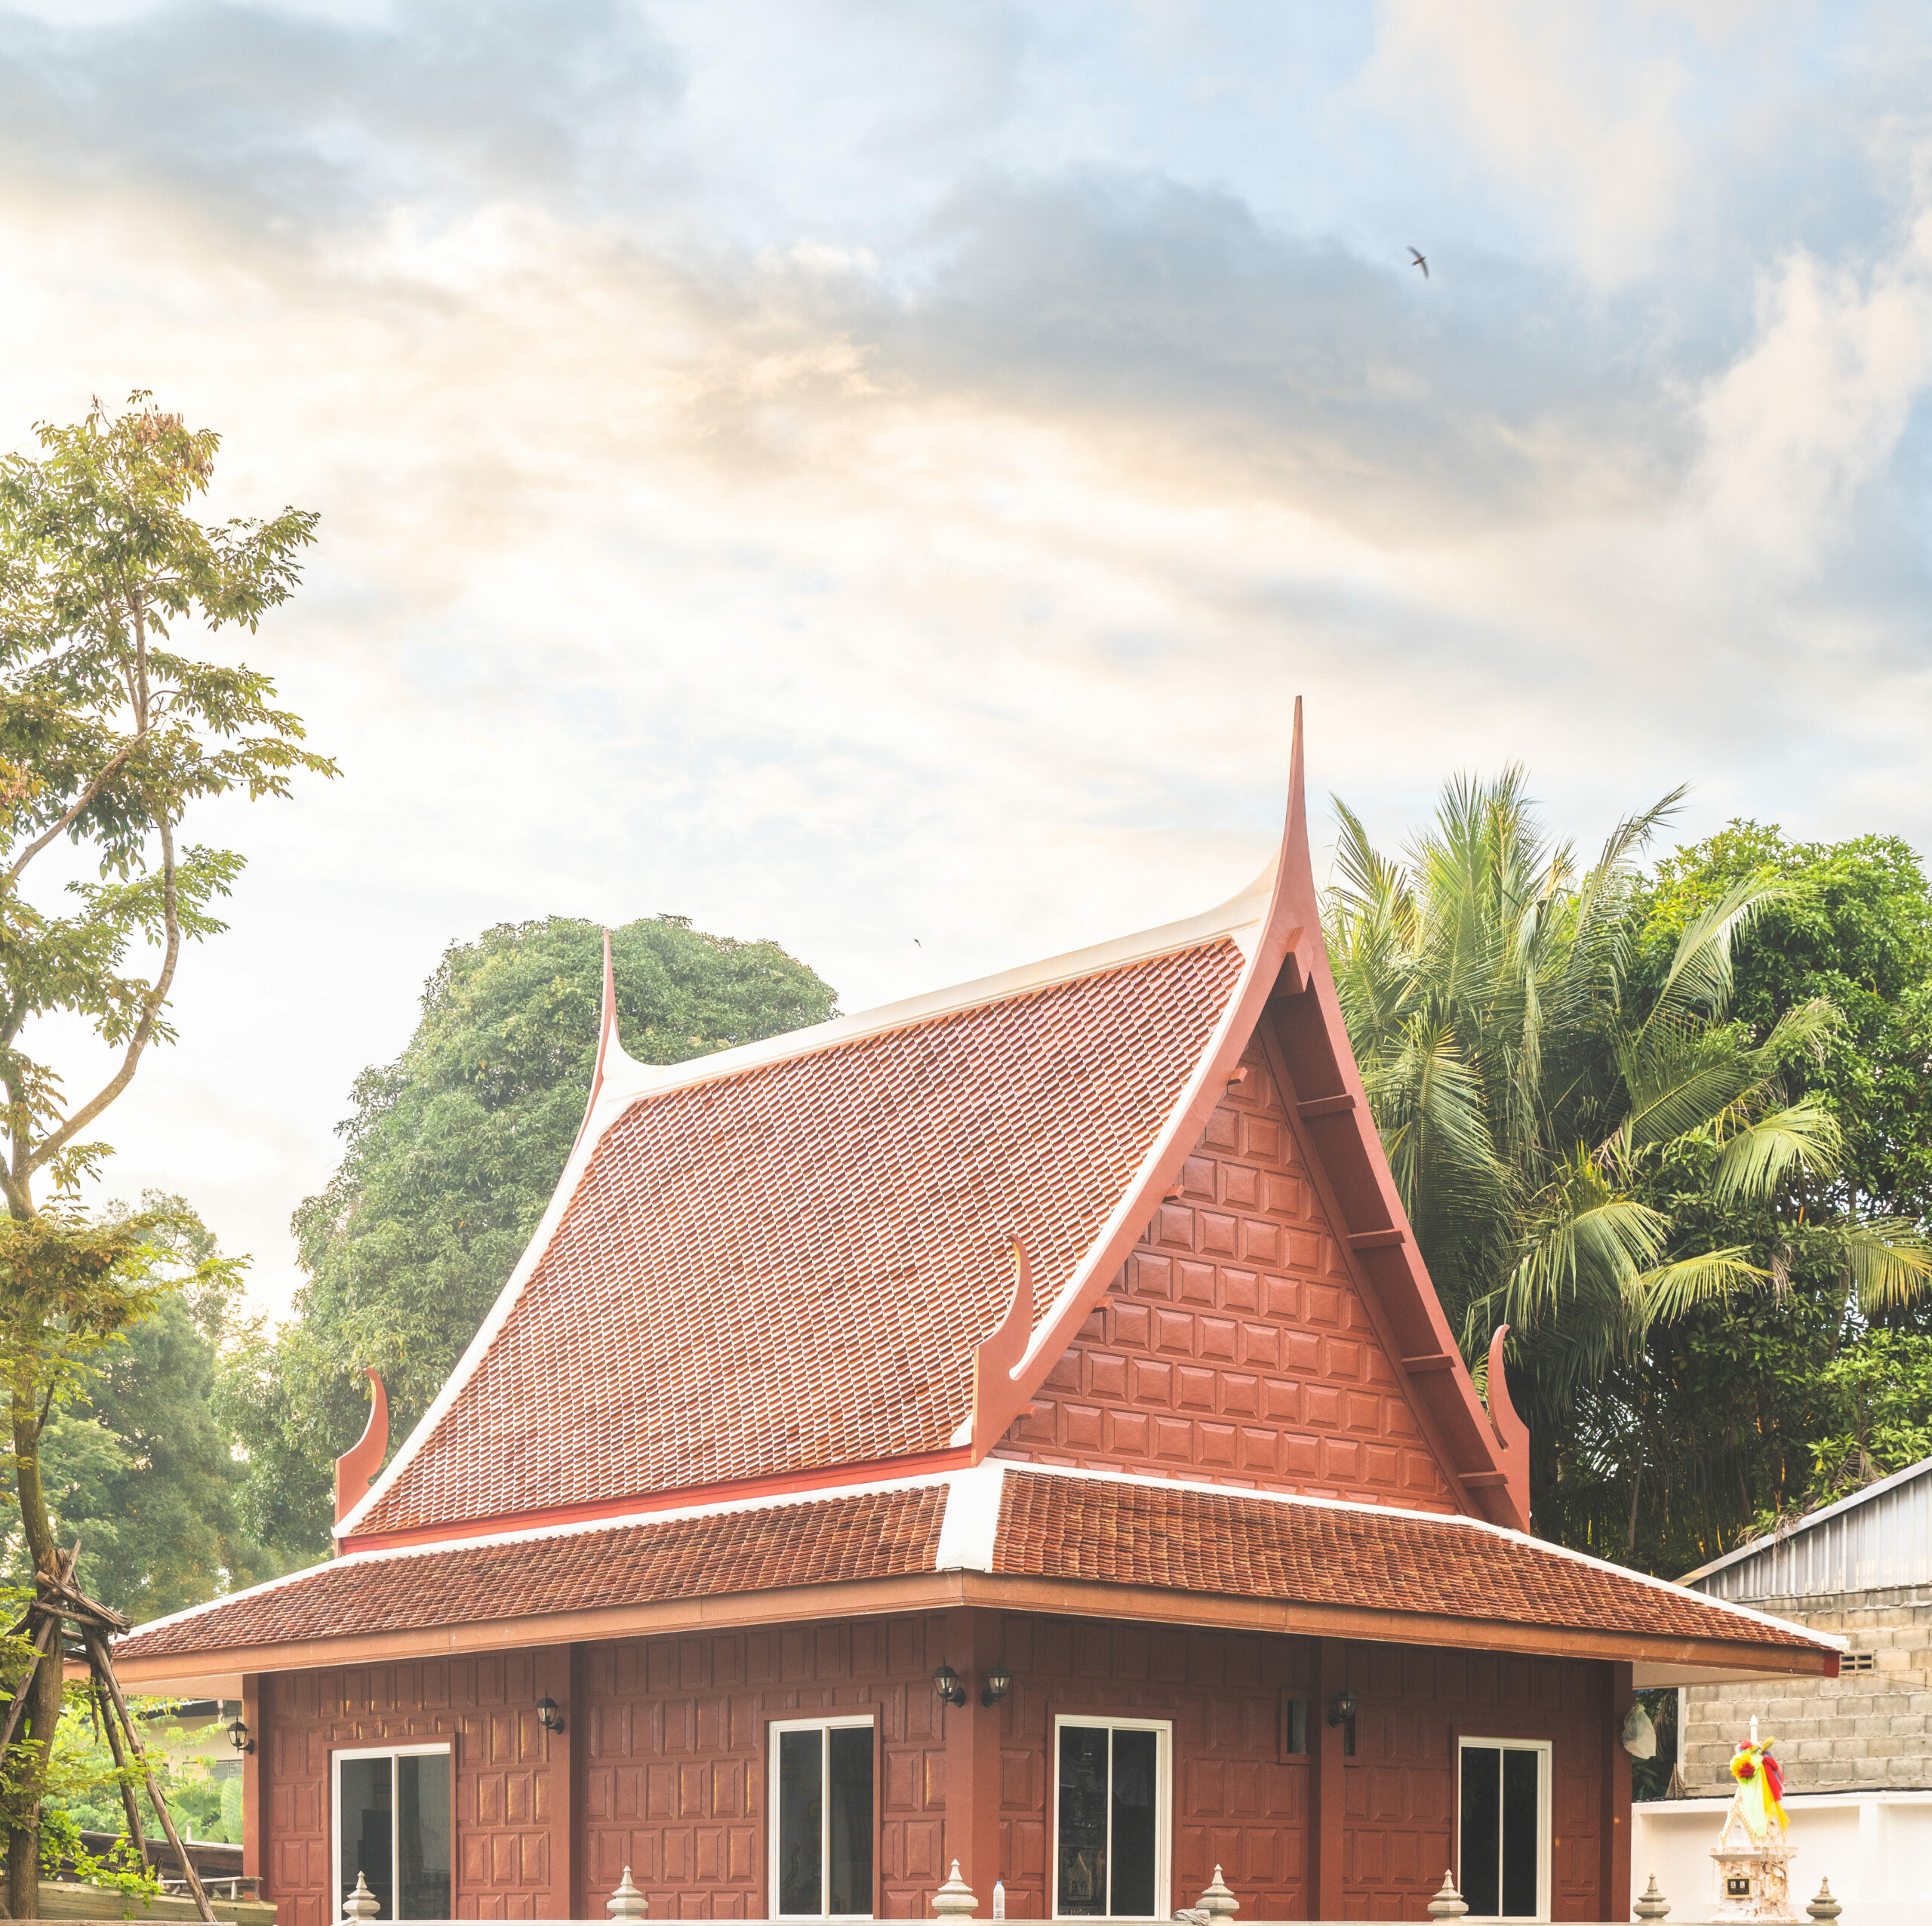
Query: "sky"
2 1 1930 1317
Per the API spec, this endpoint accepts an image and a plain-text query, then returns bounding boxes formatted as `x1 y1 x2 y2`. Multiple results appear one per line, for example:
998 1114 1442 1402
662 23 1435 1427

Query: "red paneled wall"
997 1032 1460 1512
1334 1640 1606 1922
257 1615 1617 1921
580 1614 949 1920
261 1651 562 1925
991 1611 1315 1920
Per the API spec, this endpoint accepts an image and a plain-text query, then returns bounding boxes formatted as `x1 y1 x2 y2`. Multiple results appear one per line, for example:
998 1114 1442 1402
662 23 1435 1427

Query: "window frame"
766 1712 880 1922
328 1740 454 1924
1050 1712 1174 1922
1454 1735 1553 1924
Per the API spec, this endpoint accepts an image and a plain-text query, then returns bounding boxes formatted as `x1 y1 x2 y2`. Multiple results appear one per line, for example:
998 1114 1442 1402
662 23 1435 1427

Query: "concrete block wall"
1682 1585 1932 1795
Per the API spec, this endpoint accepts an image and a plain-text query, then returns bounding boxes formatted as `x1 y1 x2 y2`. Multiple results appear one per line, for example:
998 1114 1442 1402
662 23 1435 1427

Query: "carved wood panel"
261 1651 561 1924
991 1611 1315 1920
1337 1641 1605 1922
997 1030 1458 1511
581 1612 949 1920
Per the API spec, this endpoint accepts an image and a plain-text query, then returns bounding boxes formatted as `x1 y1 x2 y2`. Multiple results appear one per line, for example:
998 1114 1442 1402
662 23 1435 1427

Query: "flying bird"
1408 248 1429 278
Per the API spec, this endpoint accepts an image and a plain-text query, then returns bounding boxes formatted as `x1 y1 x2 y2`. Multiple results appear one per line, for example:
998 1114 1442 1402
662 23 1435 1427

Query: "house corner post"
241 1674 264 1900
1602 1660 1633 1923
941 1607 1003 1907
1311 1638 1346 1921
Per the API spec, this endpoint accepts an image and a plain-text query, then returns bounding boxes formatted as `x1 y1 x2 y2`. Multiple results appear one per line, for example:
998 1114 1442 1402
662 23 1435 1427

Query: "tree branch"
29 811 181 1182
3 734 143 889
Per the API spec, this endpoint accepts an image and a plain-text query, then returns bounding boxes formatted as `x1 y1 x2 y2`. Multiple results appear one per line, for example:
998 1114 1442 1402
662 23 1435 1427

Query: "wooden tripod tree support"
1 1548 215 1924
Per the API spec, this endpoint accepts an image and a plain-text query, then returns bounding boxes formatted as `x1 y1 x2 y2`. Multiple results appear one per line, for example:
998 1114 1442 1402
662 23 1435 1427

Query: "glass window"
770 1717 875 1918
1457 1739 1549 1921
1053 1717 1171 1919
333 1746 451 1922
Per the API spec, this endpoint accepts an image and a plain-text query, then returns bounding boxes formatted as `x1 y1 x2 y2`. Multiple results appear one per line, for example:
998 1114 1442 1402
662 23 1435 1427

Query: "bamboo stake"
84 1631 216 1924
93 1674 148 1861
0 1612 58 1758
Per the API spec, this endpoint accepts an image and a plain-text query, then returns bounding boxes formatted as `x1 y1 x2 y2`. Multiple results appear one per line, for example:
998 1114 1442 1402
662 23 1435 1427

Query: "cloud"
1 0 1931 1315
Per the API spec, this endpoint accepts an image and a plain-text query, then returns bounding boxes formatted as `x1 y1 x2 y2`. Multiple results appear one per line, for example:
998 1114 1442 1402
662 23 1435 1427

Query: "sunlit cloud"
0 0 1927 1312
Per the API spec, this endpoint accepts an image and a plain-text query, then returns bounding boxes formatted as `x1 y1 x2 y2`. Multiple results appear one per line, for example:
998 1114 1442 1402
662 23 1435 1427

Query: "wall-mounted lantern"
1327 1688 1358 1728
932 1665 967 1707
536 1695 565 1734
226 1716 254 1755
980 1666 1012 1707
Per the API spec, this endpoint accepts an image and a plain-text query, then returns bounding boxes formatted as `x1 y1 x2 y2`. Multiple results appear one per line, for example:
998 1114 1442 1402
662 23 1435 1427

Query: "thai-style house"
112 712 1838 1924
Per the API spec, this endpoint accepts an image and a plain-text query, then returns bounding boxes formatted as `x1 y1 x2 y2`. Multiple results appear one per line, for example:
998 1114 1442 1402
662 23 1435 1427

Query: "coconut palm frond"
1710 1101 1842 1205
1643 868 1787 1032
1634 1248 1767 1324
1841 1220 1932 1311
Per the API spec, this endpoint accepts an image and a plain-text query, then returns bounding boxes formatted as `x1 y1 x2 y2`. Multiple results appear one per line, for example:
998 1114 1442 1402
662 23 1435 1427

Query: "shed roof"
1681 1454 1932 1603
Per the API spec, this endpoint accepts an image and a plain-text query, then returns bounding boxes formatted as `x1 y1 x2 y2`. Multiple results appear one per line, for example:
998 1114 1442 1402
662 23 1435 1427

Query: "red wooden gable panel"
994 1023 1463 1511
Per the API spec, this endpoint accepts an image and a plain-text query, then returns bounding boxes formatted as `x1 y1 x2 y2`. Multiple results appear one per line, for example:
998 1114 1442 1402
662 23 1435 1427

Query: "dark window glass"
1501 1749 1539 1918
827 1727 874 1916
340 1758 394 1921
779 1730 823 1915
1109 1731 1158 1917
396 1755 451 1922
1280 1698 1308 1758
1459 1746 1501 1918
1056 1727 1109 1916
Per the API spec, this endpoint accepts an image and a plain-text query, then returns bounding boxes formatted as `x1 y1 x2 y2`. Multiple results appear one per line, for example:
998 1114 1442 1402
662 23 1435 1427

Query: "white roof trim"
1678 1451 1932 1588
994 1460 1844 1654
337 866 1272 1541
934 1460 1005 1572
133 1467 961 1653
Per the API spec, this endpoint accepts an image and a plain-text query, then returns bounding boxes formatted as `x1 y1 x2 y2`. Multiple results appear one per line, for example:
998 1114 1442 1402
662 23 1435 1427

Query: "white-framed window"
1457 1737 1552 1921
331 1742 452 1922
768 1715 875 1919
1052 1715 1172 1920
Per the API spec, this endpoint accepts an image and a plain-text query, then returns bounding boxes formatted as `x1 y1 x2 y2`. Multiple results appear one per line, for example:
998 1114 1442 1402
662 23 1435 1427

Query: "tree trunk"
5 1641 61 1917
6 1375 59 1919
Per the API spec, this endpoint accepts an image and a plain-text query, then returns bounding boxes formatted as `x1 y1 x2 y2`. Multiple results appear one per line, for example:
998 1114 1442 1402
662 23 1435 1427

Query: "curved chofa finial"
334 1369 389 1531
1486 1326 1531 1528
570 929 638 1164
970 697 1533 1531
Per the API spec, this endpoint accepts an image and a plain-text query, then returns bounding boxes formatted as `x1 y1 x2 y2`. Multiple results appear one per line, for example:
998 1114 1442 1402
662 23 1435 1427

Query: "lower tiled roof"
116 1484 947 1661
993 1471 1820 1650
113 1466 1825 1668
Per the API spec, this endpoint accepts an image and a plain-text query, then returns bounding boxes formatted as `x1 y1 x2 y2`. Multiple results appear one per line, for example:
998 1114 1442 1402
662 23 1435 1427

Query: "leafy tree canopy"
1 1198 263 1623
0 391 328 1912
1326 781 1932 1574
227 913 838 1563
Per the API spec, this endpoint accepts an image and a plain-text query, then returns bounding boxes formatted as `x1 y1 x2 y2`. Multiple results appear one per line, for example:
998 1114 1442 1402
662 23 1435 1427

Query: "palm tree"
1324 771 1932 1554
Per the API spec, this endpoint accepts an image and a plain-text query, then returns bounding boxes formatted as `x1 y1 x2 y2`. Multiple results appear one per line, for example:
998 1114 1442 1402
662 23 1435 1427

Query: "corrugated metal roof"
1681 1454 1932 1601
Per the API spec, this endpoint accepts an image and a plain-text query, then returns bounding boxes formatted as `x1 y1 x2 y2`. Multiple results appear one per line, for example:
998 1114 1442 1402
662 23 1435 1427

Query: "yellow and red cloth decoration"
1729 1737 1788 1838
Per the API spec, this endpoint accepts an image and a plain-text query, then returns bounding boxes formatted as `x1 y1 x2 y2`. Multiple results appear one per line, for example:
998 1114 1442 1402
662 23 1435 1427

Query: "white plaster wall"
1631 1792 1932 1926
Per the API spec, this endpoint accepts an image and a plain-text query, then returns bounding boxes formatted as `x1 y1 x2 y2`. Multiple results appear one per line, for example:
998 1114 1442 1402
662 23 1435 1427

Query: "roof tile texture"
360 940 1242 1537
994 1472 1819 1650
117 1486 946 1661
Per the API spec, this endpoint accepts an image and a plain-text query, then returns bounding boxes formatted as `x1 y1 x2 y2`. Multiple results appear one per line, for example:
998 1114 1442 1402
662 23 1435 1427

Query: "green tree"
0 392 330 1912
2 1199 263 1623
1323 775 1932 1571
227 913 838 1563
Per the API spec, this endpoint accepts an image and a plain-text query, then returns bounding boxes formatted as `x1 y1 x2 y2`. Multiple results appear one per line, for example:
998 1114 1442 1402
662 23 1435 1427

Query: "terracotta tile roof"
114 1486 947 1663
992 1469 1823 1651
357 940 1243 1538
121 1466 1827 1670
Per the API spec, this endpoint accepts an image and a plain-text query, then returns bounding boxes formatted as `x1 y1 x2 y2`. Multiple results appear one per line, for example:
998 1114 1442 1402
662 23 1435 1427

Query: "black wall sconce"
226 1716 254 1755
932 1665 967 1707
1327 1688 1358 1728
536 1695 565 1734
981 1666 1011 1707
